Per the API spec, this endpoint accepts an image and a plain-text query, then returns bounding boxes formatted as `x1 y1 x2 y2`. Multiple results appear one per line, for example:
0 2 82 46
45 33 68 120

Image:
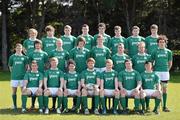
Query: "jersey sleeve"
39 72 44 81
118 72 123 82
8 55 13 67
44 70 48 78
106 48 111 59
168 50 173 61
24 72 29 80
135 71 142 82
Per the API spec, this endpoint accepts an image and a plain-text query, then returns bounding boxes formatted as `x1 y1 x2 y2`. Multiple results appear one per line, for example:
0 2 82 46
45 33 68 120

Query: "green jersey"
141 71 160 89
23 38 36 56
126 36 145 58
90 46 111 68
49 49 69 72
44 69 64 88
151 48 173 72
64 72 79 90
101 70 118 89
8 54 28 80
70 47 90 73
118 70 141 90
145 36 158 55
24 71 43 88
109 36 126 55
42 37 57 55
132 53 151 73
81 69 100 85
94 33 111 47
112 53 130 72
28 50 48 73
77 34 94 50
61 35 76 52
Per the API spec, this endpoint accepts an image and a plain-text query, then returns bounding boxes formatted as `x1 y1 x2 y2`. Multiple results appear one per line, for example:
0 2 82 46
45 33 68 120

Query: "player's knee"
120 90 126 97
81 88 87 96
140 90 146 98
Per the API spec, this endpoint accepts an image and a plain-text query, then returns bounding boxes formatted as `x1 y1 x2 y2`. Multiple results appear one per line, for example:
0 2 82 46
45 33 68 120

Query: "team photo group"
8 22 173 115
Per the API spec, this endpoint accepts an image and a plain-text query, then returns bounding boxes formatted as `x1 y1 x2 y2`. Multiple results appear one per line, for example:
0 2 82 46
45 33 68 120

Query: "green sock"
134 98 140 110
21 95 27 109
63 96 68 109
38 96 43 109
140 98 145 110
154 98 161 110
163 93 167 108
43 96 49 108
31 96 36 107
126 98 128 108
75 96 81 109
120 97 126 110
113 98 119 110
12 94 17 108
94 95 99 109
100 97 106 109
82 96 87 109
145 97 150 108
57 96 63 108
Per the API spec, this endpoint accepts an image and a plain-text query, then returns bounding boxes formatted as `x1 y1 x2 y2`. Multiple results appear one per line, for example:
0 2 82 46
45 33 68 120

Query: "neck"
57 47 63 51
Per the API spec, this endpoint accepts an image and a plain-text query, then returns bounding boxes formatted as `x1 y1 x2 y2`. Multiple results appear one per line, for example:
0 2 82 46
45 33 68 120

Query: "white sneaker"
21 108 26 113
56 108 61 114
39 109 43 114
84 108 89 114
44 108 49 114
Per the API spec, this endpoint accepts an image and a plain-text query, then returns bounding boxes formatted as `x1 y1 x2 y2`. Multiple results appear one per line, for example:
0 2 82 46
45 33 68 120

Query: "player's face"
132 29 139 36
138 43 145 53
15 46 23 53
78 41 85 48
29 31 37 39
50 60 58 68
82 27 89 34
118 45 124 53
64 28 71 35
31 63 38 71
56 40 63 47
145 63 152 71
106 62 113 70
47 30 54 37
98 27 105 34
115 29 121 36
125 61 132 70
97 37 104 45
68 64 75 71
87 61 95 69
151 28 158 35
35 43 42 49
158 39 166 48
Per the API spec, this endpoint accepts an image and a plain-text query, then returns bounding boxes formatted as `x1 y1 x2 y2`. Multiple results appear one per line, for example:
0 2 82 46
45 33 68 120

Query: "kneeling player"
81 58 100 114
43 57 64 114
100 59 119 114
140 61 161 114
118 59 142 114
63 59 81 113
21 60 43 113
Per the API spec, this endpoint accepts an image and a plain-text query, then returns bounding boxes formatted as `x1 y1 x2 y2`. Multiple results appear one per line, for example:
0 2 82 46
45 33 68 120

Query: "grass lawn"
0 71 180 120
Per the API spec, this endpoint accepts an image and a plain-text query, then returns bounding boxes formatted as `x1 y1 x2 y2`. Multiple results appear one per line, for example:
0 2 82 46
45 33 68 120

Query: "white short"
94 67 106 73
144 89 156 97
11 80 24 87
126 90 134 97
67 89 77 96
87 90 94 96
27 87 38 95
155 72 170 81
48 88 59 96
104 89 114 97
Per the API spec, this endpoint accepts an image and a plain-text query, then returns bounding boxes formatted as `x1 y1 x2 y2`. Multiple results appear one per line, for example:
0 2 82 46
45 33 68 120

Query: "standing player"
145 24 159 55
132 42 151 73
151 35 173 112
94 23 111 47
112 43 130 72
77 24 94 50
126 26 145 58
49 38 69 72
109 26 126 55
100 59 119 114
43 57 64 114
61 25 76 52
21 60 43 113
23 28 38 56
140 61 161 114
42 25 57 56
118 59 142 114
81 58 101 114
90 35 111 73
70 36 90 73
8 43 29 110
63 59 81 113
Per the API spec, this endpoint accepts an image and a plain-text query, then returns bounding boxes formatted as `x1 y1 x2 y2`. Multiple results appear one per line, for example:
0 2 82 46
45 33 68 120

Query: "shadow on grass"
169 72 180 83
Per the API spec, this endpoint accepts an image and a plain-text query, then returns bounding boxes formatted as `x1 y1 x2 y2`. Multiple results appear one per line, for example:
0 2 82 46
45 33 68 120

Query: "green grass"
0 72 180 120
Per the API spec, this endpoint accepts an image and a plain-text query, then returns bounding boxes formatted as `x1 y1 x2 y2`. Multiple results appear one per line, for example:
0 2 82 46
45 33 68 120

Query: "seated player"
100 59 119 114
81 58 101 114
118 59 142 114
63 59 81 113
140 61 161 114
43 57 64 114
21 60 43 113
